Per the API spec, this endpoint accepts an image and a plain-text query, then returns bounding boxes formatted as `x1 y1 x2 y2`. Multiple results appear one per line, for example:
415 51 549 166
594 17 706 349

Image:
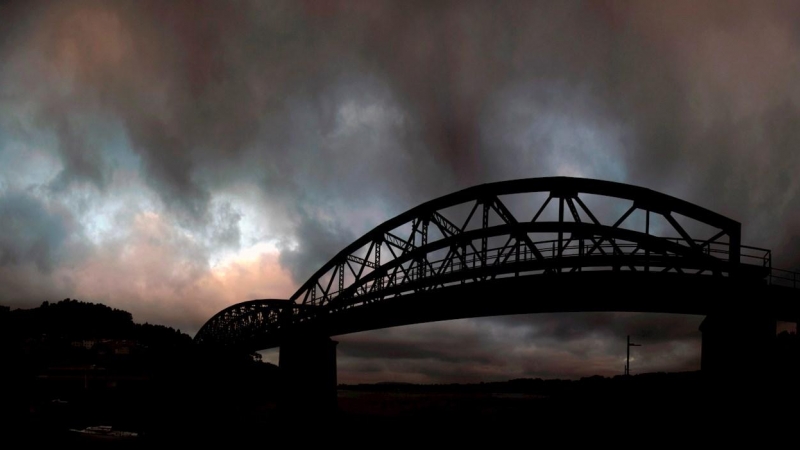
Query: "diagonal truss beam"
490 197 545 261
328 221 727 307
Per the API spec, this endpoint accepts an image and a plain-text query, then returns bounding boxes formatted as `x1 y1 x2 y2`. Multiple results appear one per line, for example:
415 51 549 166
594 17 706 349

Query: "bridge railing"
690 241 800 289
662 239 771 268
453 238 757 269
317 237 783 308
769 267 799 289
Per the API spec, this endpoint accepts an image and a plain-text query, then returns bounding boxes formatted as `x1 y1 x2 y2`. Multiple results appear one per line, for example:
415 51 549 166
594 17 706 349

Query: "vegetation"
0 298 280 442
0 298 191 348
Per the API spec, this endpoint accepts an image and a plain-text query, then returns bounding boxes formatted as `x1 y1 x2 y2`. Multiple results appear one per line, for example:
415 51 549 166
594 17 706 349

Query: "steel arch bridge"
195 177 799 351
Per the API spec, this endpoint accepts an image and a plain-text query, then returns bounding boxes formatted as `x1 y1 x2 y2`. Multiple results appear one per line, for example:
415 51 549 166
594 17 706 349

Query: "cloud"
0 207 295 333
336 313 703 384
278 207 354 283
0 191 72 272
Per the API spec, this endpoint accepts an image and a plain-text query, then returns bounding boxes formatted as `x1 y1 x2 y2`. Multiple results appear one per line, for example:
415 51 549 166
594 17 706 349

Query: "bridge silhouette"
195 177 799 410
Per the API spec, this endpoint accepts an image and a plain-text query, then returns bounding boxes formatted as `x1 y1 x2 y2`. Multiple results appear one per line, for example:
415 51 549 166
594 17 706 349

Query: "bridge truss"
195 177 782 349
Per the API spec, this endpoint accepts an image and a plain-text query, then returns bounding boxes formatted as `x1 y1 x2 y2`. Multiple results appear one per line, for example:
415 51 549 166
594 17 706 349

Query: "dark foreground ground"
3 303 796 444
4 371 799 446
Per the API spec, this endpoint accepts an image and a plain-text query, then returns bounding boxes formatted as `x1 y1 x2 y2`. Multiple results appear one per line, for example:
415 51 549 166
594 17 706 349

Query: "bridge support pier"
279 336 338 412
700 314 776 377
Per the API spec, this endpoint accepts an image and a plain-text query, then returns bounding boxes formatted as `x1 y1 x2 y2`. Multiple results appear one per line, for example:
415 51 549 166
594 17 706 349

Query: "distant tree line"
0 298 192 349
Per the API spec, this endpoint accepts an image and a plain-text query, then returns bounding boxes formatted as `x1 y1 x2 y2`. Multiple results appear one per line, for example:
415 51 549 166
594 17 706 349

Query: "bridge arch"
194 299 310 347
196 177 781 350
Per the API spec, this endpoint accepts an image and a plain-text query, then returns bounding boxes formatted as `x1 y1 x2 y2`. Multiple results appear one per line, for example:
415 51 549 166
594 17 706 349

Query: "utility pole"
625 335 641 376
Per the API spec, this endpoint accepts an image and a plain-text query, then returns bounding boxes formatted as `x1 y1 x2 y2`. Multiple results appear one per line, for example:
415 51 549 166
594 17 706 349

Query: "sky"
1 0 800 383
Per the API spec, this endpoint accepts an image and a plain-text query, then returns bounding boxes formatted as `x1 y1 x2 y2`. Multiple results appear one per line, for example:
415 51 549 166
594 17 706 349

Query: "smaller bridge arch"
194 299 307 348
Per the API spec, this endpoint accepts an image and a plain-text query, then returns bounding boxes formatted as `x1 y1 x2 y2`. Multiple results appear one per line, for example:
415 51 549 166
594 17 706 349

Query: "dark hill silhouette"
0 299 281 444
0 298 191 349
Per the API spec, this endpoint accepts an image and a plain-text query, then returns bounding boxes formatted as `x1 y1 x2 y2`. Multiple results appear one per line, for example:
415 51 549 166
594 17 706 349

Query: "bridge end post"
278 336 338 413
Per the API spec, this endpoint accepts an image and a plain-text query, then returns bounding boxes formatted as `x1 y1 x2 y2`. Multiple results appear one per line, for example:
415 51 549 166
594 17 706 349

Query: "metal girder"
431 211 460 237
194 299 310 348
385 232 414 252
321 221 730 309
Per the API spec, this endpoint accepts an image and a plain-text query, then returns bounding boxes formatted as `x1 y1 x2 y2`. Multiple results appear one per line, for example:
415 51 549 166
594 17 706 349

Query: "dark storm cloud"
336 313 703 383
600 2 800 270
3 0 800 382
339 338 493 365
0 191 71 272
208 201 242 250
7 0 799 271
1 0 460 270
495 312 702 344
278 207 355 283
46 113 110 191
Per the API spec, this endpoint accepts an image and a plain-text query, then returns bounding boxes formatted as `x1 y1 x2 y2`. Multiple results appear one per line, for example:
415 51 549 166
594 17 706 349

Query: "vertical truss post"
419 220 429 281
460 244 467 283
558 196 564 273
645 210 650 273
338 263 344 295
481 200 489 267
471 245 476 269
374 240 382 292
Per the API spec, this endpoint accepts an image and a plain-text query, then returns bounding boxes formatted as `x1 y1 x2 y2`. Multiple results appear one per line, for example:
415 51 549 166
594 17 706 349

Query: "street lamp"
625 335 641 376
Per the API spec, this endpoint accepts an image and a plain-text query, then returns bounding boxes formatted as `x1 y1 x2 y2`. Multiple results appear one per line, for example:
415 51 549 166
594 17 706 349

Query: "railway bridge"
195 177 800 409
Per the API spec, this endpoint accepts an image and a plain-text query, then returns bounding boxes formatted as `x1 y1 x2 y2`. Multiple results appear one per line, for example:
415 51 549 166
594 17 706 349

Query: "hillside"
0 298 192 349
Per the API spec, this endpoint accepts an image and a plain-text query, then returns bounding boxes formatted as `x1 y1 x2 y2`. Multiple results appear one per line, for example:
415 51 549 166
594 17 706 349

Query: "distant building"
71 340 96 350
69 339 138 354
37 365 149 391
101 339 136 355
